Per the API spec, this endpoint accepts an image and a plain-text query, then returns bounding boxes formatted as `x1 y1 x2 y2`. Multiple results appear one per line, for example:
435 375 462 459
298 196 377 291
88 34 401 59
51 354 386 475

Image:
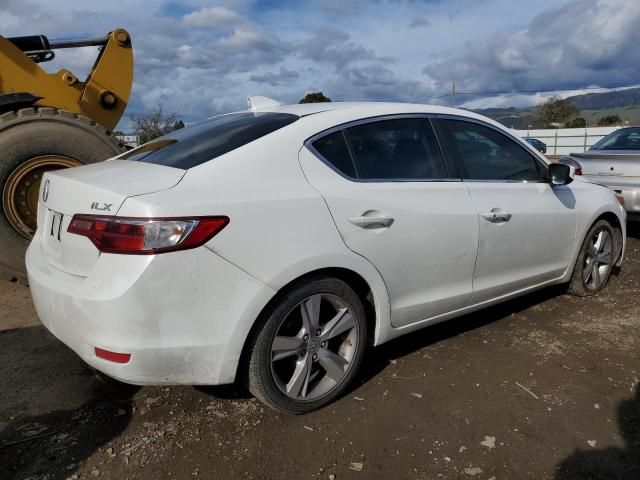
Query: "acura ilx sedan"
27 101 626 414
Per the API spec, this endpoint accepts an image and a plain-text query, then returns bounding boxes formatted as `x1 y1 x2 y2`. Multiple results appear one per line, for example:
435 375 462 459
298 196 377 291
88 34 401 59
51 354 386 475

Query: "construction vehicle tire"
0 107 123 283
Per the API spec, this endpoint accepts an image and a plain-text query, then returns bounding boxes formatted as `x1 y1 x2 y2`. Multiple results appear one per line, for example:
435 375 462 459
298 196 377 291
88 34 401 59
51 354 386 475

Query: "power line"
420 84 639 103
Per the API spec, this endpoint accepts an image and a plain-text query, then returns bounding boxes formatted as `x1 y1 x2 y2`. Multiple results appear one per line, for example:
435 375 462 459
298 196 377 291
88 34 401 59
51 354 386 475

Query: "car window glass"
312 131 357 178
592 128 640 150
443 119 542 181
121 112 299 169
342 118 447 180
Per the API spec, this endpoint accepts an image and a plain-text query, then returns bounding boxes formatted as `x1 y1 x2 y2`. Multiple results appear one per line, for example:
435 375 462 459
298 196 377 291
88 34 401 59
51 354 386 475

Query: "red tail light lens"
558 157 582 176
68 215 229 254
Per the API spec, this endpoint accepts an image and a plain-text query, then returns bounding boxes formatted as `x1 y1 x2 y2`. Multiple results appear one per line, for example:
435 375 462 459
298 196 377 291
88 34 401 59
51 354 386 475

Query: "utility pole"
451 81 456 108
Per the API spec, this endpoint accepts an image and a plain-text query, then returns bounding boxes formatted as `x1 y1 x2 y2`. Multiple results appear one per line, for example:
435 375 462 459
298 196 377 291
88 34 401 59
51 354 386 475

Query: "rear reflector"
68 215 229 254
95 347 131 363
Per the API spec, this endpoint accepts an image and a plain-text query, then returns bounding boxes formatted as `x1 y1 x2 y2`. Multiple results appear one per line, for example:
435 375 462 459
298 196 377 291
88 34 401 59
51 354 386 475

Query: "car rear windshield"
121 112 299 169
591 127 640 151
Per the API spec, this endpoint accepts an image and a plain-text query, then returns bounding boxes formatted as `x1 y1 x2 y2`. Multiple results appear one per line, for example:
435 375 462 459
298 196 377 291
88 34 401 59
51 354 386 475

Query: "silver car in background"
560 127 640 220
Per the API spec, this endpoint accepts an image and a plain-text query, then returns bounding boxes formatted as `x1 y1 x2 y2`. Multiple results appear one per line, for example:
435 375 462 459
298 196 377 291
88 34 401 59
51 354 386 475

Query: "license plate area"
43 209 65 257
49 210 64 243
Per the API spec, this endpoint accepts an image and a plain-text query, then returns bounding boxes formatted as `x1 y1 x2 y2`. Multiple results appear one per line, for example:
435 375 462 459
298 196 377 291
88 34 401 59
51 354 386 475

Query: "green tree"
597 115 622 126
565 117 586 128
536 96 579 126
299 92 331 104
130 105 182 144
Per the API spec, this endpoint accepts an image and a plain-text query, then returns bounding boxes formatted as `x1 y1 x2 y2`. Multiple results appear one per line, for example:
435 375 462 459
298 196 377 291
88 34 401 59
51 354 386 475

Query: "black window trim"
304 114 460 183
433 114 550 184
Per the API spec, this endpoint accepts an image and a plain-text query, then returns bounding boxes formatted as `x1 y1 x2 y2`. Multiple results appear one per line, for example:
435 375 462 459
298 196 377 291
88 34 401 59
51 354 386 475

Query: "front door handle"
482 208 512 223
348 213 394 228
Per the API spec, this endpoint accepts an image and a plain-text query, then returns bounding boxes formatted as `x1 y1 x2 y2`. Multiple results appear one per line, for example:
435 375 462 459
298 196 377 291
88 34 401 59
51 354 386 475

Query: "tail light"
558 157 582 176
68 215 229 254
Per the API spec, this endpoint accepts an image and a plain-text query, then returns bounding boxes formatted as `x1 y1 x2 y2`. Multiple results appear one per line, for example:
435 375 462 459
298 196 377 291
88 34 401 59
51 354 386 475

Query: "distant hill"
568 87 640 110
471 87 640 128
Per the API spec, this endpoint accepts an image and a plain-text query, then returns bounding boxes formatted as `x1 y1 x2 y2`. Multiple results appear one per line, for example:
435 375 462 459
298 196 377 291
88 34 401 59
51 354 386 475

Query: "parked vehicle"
0 29 133 282
525 137 547 154
559 127 640 220
27 101 626 414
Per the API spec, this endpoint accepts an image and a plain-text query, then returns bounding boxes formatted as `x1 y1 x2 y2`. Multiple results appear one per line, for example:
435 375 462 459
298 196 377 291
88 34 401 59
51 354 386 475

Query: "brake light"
558 157 582 176
68 215 229 254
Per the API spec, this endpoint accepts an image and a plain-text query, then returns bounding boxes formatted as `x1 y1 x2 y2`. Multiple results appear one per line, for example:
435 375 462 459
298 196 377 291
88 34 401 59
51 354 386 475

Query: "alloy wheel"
270 293 359 401
582 228 613 291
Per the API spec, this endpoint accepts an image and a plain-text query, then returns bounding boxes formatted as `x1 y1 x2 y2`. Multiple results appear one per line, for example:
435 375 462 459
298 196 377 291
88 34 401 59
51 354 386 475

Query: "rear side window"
345 119 447 180
122 112 299 169
591 128 640 150
441 119 543 181
312 118 448 180
312 131 357 178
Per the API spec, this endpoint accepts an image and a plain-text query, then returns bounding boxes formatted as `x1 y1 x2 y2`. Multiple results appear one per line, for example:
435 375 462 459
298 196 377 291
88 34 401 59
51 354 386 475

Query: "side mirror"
548 163 574 186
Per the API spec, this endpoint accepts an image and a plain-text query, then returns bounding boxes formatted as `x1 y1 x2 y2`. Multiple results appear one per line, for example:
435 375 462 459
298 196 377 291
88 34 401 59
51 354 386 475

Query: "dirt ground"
1 227 640 480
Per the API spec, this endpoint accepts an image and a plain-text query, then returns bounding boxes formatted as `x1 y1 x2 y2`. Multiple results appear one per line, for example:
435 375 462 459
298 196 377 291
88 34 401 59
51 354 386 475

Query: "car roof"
262 101 476 118
247 101 514 134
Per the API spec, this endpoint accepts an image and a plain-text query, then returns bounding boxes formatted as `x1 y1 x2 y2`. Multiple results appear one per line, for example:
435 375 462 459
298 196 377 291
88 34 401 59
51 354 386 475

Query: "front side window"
122 112 299 169
441 119 544 181
591 128 640 151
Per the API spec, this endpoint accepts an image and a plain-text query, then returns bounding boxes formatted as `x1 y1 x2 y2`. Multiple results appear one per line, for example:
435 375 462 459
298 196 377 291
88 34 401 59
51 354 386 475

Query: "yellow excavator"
0 28 133 281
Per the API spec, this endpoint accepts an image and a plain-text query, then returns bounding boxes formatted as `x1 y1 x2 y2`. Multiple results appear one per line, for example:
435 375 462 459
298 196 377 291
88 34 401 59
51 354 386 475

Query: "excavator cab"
0 29 134 281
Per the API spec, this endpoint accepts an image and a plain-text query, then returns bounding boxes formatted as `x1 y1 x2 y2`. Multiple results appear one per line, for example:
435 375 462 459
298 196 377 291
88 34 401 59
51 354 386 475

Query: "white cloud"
183 6 242 28
423 0 640 95
1 0 635 130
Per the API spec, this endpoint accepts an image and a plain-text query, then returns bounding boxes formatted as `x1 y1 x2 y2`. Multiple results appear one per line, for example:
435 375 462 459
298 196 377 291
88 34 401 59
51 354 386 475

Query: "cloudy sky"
2 0 639 128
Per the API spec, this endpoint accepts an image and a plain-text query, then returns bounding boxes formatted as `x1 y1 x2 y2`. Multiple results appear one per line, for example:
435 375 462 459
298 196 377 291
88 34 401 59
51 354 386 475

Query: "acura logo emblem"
42 179 50 203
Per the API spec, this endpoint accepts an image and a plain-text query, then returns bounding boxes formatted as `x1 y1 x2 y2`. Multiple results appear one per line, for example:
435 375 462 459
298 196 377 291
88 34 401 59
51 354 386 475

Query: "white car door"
435 117 577 304
299 116 479 327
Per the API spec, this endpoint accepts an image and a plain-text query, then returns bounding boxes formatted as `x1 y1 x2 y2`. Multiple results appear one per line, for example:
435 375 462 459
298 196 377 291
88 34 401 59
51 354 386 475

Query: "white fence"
115 134 140 148
514 126 622 155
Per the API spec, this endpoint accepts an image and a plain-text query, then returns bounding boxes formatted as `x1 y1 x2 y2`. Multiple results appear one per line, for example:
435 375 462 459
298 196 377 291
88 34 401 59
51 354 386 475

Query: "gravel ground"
1 226 639 480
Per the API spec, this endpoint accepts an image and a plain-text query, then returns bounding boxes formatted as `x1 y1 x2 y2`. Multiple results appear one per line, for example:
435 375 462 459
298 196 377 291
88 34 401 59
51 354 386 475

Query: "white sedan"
27 100 626 414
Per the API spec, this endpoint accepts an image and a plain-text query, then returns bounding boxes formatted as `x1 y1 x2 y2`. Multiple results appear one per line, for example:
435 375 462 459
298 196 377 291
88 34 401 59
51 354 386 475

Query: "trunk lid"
571 151 640 179
36 160 185 277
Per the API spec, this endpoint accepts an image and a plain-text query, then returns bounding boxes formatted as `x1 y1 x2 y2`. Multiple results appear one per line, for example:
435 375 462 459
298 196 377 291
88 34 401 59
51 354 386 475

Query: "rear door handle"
348 214 394 228
481 208 512 223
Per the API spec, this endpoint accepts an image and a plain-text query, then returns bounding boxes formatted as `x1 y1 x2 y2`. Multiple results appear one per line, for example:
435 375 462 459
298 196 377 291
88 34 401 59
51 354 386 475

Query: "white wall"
514 126 622 155
115 134 140 148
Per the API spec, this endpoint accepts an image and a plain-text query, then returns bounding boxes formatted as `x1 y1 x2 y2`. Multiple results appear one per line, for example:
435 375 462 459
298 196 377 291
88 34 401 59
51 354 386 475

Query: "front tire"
247 277 368 414
568 219 616 296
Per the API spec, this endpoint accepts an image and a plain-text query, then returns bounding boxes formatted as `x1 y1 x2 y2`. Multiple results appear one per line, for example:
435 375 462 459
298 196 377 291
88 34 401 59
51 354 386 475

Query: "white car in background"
559 126 640 220
27 101 626 414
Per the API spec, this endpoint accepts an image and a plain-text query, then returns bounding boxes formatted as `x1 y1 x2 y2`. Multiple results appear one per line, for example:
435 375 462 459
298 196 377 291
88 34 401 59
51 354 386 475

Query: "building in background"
115 134 140 149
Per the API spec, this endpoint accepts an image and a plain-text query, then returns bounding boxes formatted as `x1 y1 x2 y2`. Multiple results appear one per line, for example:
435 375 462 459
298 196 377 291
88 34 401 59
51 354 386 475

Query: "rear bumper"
26 240 275 385
582 177 640 216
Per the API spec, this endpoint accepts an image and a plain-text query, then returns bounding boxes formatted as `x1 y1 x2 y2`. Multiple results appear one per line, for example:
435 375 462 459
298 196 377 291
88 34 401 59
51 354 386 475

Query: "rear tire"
247 276 367 414
0 108 123 283
568 219 616 297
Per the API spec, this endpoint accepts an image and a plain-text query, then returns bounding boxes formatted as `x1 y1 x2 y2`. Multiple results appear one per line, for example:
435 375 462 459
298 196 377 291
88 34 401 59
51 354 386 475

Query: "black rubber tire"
247 276 368 414
0 107 123 283
568 219 616 297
